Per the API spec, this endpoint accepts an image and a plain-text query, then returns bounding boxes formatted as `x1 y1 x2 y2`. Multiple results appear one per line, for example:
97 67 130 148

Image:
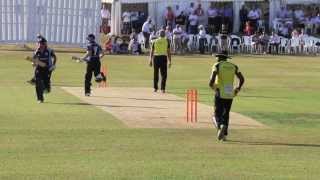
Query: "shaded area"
228 140 320 148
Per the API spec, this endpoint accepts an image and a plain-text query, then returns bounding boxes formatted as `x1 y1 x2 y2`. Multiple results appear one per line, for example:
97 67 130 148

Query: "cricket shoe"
101 72 107 82
95 74 103 82
37 100 44 103
27 79 36 85
85 93 91 97
217 125 227 141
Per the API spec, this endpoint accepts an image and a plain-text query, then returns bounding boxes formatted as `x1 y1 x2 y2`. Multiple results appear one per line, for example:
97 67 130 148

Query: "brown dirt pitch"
62 87 267 129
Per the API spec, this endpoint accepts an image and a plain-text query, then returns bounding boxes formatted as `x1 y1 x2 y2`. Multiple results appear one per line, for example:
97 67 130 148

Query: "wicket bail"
186 89 198 123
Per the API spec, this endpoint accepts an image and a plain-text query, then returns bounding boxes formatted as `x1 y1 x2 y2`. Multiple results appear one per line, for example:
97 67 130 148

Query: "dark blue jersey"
87 42 102 61
33 48 55 68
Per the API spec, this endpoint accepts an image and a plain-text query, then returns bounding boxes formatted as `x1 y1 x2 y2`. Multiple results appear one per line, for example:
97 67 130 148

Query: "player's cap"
214 51 232 59
38 37 47 44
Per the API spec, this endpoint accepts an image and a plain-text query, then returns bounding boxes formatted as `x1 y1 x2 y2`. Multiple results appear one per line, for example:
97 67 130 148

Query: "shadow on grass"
46 101 167 109
227 140 320 148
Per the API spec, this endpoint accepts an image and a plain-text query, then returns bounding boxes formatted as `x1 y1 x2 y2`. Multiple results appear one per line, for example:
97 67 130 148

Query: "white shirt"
122 12 131 23
189 14 198 26
131 12 139 21
101 9 110 19
311 16 320 24
294 10 304 21
208 8 218 17
248 10 260 20
198 29 206 38
187 7 195 15
270 35 280 44
142 22 151 33
173 27 183 38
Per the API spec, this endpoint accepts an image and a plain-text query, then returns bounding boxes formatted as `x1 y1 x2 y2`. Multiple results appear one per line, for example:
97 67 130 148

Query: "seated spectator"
149 30 158 44
130 29 138 40
111 36 121 54
251 32 260 53
277 6 289 19
198 25 207 54
244 21 254 36
128 37 142 55
258 31 269 54
269 31 280 54
104 37 112 54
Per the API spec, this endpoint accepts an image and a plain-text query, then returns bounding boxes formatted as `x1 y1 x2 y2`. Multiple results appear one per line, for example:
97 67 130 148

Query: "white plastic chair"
242 36 252 53
290 37 300 54
279 37 289 54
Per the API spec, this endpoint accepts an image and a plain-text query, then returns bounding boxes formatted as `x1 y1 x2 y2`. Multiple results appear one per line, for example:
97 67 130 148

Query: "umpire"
149 30 172 93
81 34 106 96
33 38 57 103
209 51 245 141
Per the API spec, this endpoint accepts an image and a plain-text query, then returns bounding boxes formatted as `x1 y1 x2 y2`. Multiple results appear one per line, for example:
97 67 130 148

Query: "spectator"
196 4 205 26
258 31 269 54
175 11 187 31
251 31 260 53
186 2 196 33
239 5 248 33
165 6 175 29
219 24 229 52
101 4 110 25
269 31 280 54
122 11 131 34
174 5 182 17
247 6 261 31
142 18 153 49
277 6 289 19
149 30 158 45
129 36 142 55
165 26 173 41
131 11 139 32
223 5 233 33
198 25 207 54
208 3 218 34
244 21 254 36
188 11 199 34
173 24 183 54
279 24 289 38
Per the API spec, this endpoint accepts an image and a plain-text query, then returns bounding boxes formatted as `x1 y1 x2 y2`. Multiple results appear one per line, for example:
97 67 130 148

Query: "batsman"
209 51 245 141
77 34 106 96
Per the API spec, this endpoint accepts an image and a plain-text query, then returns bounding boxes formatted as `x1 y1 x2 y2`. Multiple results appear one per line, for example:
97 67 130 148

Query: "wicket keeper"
209 51 245 141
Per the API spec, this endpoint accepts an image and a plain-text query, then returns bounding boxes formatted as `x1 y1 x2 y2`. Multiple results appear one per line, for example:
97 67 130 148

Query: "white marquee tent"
0 0 101 45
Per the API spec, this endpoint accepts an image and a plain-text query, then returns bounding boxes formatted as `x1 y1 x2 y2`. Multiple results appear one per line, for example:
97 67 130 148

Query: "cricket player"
80 34 106 96
149 30 172 93
32 37 57 103
27 34 57 93
209 51 245 141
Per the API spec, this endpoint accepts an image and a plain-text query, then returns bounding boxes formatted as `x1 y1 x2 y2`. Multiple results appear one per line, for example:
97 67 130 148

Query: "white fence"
0 0 101 45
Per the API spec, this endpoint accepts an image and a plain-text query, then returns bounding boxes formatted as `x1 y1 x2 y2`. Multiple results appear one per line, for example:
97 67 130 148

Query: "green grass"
0 51 320 179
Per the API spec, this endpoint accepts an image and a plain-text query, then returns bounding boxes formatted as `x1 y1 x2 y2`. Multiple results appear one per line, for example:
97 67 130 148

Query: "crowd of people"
273 5 320 38
101 2 320 56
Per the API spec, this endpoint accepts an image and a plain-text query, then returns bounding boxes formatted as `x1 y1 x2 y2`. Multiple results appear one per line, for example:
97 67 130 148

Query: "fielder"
209 51 245 141
77 34 106 96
